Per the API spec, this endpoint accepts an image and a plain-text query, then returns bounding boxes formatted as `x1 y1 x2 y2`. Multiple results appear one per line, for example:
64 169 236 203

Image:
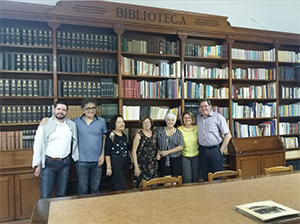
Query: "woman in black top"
105 115 128 191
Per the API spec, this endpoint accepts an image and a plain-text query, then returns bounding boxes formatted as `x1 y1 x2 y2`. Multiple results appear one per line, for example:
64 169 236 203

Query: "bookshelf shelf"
232 98 277 101
184 98 228 101
232 117 276 120
57 48 117 54
286 157 300 161
0 122 39 126
232 59 275 64
278 80 300 84
279 116 300 118
121 52 180 60
232 78 276 83
184 56 228 62
0 70 53 74
58 72 118 77
184 77 228 81
122 74 178 79
286 147 300 151
121 98 182 101
0 97 53 99
0 43 52 50
280 133 300 136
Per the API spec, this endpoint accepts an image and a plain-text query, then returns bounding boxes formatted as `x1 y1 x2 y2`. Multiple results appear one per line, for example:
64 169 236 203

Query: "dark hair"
54 100 68 110
80 97 98 109
181 111 196 125
139 117 153 128
109 115 125 130
199 98 212 106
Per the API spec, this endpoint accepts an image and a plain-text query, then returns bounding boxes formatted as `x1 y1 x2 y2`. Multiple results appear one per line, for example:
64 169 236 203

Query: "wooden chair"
142 176 183 190
208 169 242 182
264 165 293 175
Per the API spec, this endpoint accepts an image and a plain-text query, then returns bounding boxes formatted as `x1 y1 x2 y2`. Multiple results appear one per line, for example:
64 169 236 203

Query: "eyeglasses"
84 107 96 111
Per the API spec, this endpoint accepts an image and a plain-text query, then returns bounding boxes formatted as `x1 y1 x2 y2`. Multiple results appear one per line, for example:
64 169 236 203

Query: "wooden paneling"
236 155 261 176
0 175 15 222
261 153 284 171
0 150 33 170
15 172 41 220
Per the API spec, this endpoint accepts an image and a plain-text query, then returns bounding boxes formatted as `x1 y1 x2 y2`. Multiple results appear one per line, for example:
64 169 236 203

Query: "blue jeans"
76 161 102 195
41 156 70 199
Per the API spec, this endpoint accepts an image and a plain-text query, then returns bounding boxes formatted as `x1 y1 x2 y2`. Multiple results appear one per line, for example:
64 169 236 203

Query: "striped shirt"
196 111 230 147
157 127 184 166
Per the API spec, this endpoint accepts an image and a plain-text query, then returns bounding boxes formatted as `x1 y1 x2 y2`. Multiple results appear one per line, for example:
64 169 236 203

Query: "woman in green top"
178 111 199 183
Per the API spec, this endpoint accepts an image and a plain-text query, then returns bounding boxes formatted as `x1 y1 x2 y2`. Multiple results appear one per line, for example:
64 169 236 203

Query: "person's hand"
134 167 141 177
156 153 161 160
33 165 41 177
160 151 169 157
40 117 49 125
98 155 104 166
106 167 112 176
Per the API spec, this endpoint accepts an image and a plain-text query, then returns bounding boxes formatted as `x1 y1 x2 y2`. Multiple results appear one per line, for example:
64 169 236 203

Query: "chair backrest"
264 165 293 175
208 169 242 182
142 176 183 190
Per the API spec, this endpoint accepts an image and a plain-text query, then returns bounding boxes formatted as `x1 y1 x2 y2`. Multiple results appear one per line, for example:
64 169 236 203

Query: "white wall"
6 0 300 34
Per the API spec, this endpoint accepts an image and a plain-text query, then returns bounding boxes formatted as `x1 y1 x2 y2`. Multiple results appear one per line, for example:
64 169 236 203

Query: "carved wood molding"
273 40 281 49
178 34 187 41
47 20 61 30
226 36 235 45
113 24 125 35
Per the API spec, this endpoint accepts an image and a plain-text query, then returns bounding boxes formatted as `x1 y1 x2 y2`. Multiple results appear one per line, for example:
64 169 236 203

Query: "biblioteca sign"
116 8 187 25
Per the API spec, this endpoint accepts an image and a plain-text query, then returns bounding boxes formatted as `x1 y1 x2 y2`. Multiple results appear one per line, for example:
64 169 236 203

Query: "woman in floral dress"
132 117 159 188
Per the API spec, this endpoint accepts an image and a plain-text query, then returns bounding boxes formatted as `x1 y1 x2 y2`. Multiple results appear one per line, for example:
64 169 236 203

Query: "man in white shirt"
32 100 78 199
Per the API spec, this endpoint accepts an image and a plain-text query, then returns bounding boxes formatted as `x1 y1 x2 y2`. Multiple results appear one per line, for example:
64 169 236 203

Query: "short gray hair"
165 112 177 122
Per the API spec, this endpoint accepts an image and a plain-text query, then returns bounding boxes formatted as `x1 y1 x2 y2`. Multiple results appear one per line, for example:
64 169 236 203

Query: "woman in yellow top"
178 111 199 183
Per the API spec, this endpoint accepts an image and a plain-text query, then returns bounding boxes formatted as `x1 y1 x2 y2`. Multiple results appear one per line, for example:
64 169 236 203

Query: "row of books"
278 66 300 81
233 120 277 138
280 86 300 99
57 31 117 51
184 82 228 99
0 79 53 97
232 102 276 118
1 105 53 123
184 102 228 119
66 104 118 121
232 82 276 99
232 48 275 61
57 56 117 74
0 130 36 150
57 79 117 98
281 136 299 149
184 65 228 79
286 160 300 171
232 68 276 80
279 122 300 135
121 38 180 55
279 103 300 117
0 52 53 71
121 56 181 77
0 27 52 46
278 50 300 63
122 79 181 99
286 150 300 160
122 106 181 121
184 43 228 58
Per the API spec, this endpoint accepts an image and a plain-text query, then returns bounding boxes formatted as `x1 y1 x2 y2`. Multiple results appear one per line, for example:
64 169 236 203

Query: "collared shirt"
196 111 229 147
73 115 107 162
34 119 72 160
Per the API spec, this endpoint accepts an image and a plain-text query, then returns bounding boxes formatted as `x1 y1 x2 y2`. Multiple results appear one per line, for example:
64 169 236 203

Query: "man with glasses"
73 97 107 195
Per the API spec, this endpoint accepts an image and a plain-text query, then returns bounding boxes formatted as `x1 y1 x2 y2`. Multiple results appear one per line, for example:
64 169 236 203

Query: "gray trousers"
182 155 200 183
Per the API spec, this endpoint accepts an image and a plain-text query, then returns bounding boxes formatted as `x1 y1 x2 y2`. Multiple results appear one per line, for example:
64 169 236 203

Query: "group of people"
32 97 231 199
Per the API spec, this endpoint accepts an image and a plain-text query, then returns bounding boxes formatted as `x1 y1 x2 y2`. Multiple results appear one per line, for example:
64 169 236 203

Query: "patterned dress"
132 130 159 188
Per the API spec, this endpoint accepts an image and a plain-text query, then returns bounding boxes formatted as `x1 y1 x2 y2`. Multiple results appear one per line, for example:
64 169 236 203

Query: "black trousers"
111 156 128 191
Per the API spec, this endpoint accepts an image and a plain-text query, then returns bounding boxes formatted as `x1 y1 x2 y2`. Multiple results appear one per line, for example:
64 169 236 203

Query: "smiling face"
142 118 152 131
199 101 212 118
83 102 96 119
165 117 176 128
183 113 193 126
115 117 125 132
54 103 68 121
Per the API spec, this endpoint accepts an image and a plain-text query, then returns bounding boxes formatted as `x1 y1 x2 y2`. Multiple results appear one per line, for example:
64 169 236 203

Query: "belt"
199 144 221 149
46 155 68 161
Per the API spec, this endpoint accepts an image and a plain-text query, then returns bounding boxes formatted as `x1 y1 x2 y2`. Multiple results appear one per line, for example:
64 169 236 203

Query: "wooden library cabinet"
0 0 300 222
228 136 285 177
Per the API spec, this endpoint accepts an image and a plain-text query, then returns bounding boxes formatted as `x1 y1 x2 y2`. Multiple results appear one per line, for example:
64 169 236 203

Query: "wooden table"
30 173 300 224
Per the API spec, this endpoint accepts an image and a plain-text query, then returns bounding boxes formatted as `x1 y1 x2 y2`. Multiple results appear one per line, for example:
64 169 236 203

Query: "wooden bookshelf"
0 0 300 222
